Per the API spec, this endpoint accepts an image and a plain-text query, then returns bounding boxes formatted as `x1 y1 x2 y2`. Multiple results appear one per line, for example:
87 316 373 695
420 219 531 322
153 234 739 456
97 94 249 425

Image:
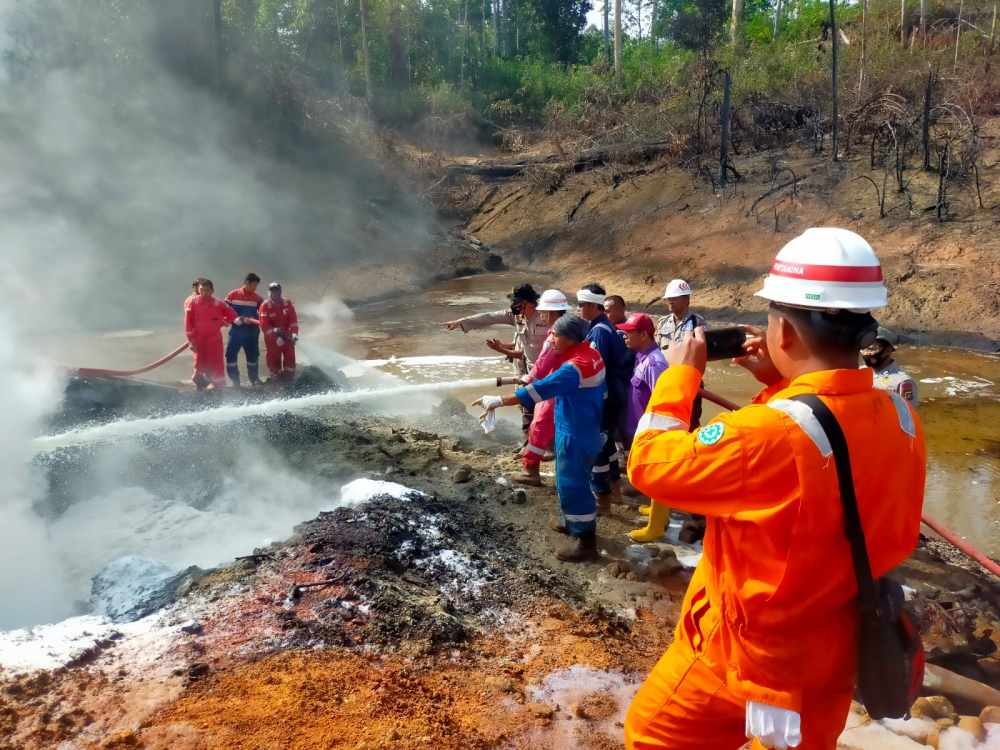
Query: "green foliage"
7 0 999 155
660 0 728 54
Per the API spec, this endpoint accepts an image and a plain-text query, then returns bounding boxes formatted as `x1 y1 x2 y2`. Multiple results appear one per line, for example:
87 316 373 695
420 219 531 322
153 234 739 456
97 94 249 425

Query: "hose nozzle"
496 377 521 387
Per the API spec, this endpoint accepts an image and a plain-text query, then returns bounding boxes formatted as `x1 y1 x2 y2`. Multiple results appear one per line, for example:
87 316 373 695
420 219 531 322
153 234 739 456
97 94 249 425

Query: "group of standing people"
459 228 926 750
183 274 299 390
448 276 712 561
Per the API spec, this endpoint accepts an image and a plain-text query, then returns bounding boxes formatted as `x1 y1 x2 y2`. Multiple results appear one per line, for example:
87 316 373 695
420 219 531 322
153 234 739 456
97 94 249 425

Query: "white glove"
745 702 802 749
233 317 244 325
478 395 504 411
276 337 285 347
291 333 299 342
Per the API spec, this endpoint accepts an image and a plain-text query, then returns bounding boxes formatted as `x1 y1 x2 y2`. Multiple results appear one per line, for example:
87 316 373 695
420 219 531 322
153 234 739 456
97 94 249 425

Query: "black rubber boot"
555 529 598 562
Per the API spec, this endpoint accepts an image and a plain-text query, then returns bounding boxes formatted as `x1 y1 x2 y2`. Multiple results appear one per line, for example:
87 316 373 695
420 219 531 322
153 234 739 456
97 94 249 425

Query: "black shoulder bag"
791 394 924 720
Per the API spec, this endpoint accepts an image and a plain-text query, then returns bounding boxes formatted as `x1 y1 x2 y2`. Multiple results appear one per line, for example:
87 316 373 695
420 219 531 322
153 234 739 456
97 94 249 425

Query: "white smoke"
0 333 74 630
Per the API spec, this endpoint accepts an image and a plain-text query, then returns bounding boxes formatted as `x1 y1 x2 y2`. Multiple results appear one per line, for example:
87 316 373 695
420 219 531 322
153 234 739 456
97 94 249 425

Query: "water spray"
33 379 495 454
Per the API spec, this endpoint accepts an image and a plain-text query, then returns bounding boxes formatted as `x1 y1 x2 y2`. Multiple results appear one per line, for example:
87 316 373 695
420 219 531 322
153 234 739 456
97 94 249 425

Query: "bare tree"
213 0 223 88
954 0 964 67
989 5 998 59
650 0 658 49
773 0 783 40
359 0 373 103
335 0 346 67
604 0 611 59
830 0 839 160
515 0 521 54
732 0 741 47
900 0 907 45
460 0 469 85
919 0 928 43
720 70 732 186
615 0 623 75
859 0 867 84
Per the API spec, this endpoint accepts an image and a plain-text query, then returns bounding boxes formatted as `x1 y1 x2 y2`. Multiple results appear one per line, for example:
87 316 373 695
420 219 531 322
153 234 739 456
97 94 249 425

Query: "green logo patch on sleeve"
696 422 725 446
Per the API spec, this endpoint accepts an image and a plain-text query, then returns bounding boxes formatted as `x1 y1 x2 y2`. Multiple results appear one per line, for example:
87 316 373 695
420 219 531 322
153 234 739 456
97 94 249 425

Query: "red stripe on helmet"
769 262 883 282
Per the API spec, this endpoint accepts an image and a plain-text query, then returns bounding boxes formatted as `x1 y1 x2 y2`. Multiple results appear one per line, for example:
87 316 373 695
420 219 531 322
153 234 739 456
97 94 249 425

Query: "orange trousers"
625 596 854 750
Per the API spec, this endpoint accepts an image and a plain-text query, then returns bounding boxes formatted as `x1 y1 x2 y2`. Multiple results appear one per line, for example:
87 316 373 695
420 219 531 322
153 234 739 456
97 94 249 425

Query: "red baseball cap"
616 313 655 335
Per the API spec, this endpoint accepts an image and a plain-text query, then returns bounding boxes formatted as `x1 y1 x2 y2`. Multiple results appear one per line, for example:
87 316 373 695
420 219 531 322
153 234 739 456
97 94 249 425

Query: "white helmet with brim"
536 289 570 311
755 227 887 311
664 279 692 298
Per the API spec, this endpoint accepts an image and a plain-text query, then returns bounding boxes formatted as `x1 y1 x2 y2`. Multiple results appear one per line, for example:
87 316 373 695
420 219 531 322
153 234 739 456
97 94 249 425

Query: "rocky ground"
4 394 1000 750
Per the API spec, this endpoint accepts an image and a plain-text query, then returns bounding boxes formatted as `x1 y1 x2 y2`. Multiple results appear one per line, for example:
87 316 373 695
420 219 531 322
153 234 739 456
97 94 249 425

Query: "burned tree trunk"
830 0 839 161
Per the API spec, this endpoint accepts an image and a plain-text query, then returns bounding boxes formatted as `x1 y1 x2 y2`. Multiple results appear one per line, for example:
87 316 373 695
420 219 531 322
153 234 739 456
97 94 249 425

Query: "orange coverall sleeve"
627 365 792 518
287 302 299 334
184 304 196 340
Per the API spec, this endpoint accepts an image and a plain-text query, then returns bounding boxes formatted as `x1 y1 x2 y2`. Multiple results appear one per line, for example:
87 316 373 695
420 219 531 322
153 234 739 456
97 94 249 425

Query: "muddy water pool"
41 272 1000 555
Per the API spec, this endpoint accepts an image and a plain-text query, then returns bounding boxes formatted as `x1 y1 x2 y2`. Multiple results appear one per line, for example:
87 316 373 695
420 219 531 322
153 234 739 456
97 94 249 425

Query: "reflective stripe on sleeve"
579 369 606 388
525 384 542 403
766 399 833 458
635 412 687 436
886 392 916 438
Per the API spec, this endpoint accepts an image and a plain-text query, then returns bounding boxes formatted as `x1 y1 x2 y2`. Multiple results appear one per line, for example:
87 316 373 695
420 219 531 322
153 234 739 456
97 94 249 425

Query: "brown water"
42 272 1000 555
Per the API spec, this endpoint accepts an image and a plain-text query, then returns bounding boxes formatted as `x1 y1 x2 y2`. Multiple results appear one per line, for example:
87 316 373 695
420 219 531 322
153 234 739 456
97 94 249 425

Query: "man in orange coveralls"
257 282 299 381
625 227 926 750
184 278 241 390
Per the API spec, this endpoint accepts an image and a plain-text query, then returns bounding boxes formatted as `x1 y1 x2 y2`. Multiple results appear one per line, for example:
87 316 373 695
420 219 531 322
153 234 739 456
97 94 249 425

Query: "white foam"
0 615 121 673
91 556 180 620
338 478 423 507
523 665 641 747
419 549 487 597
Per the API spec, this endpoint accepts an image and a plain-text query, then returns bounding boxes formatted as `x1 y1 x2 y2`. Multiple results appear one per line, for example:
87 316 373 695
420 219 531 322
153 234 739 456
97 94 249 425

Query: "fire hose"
77 342 191 377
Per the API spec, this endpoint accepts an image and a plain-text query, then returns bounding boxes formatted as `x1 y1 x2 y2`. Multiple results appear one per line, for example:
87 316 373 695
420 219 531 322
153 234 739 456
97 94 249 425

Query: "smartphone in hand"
704 327 748 361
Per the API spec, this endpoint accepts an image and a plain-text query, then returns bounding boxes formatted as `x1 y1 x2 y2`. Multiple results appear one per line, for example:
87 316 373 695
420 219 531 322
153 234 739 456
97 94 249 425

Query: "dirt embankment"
441 123 1000 350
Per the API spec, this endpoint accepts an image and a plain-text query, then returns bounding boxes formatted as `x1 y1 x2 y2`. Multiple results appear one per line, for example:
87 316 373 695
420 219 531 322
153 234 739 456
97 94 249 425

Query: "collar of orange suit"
752 367 876 405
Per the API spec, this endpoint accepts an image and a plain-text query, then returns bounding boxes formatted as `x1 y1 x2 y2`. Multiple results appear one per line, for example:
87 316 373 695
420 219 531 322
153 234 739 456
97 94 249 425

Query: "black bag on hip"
791 394 924 720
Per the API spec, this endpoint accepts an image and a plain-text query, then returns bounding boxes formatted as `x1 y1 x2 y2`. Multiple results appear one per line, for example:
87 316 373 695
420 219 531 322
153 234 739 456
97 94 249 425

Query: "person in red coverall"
510 289 570 487
184 279 240 390
255 282 299 381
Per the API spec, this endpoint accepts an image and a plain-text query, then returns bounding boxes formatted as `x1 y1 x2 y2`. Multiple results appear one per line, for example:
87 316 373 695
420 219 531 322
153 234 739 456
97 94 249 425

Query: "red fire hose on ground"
705 392 1000 579
76 342 190 378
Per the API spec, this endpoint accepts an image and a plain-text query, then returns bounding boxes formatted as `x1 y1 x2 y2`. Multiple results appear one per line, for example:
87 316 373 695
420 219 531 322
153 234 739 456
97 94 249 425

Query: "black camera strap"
790 394 880 618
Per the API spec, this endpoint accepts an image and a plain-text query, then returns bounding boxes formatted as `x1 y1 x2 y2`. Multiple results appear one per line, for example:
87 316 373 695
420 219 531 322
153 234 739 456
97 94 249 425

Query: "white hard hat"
664 279 692 298
755 228 887 310
536 289 570 311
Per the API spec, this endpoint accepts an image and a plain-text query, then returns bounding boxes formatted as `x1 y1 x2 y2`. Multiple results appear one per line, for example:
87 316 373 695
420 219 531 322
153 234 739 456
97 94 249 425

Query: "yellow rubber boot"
638 504 651 517
629 502 670 542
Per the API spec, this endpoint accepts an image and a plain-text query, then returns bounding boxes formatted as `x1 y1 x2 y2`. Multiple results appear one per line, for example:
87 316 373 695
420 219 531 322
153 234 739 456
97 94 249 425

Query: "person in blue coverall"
576 283 632 516
474 315 607 562
224 272 264 387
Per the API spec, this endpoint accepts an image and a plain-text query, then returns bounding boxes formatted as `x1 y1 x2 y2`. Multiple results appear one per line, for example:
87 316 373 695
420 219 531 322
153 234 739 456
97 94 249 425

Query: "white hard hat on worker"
755 227 887 311
536 289 570 311
664 279 691 298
